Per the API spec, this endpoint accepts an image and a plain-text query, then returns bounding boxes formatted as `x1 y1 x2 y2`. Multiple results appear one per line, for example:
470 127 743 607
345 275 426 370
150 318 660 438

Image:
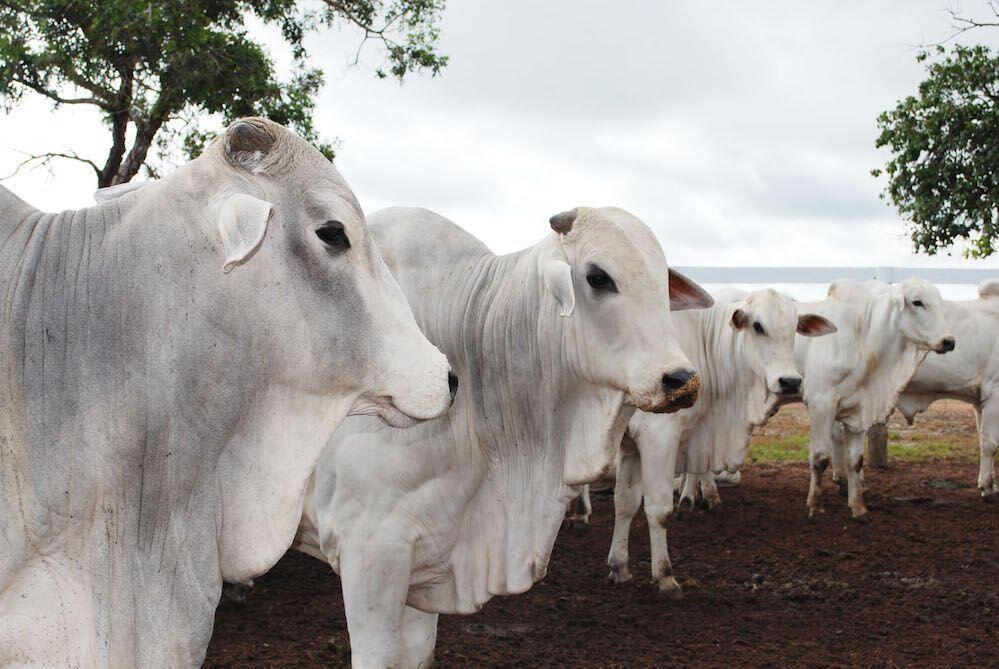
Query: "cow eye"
753 321 766 335
316 221 350 252
586 266 618 293
912 299 924 308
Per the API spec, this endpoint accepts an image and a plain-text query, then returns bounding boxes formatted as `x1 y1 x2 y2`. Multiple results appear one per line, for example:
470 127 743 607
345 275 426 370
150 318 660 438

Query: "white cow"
604 288 836 594
296 206 713 668
796 278 954 521
0 118 454 666
860 279 999 501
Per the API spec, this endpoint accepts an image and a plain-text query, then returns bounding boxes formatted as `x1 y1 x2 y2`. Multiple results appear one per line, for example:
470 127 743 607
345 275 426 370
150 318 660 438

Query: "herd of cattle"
1 117 996 668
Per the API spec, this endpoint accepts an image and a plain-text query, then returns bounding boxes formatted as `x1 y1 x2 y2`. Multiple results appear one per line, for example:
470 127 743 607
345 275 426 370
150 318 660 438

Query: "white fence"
673 266 996 285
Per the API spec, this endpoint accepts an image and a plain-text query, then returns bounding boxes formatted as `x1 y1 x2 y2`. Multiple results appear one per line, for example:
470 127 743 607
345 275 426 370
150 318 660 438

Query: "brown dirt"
206 404 999 668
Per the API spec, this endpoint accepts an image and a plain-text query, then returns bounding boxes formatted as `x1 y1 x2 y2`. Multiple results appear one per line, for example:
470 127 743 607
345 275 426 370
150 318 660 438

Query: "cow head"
892 278 955 355
729 289 836 397
201 118 454 427
540 207 712 414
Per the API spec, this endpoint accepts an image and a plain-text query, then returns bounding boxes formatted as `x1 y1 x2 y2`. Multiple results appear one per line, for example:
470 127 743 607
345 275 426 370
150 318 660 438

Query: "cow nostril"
940 337 955 353
662 369 695 392
447 371 459 402
778 376 802 394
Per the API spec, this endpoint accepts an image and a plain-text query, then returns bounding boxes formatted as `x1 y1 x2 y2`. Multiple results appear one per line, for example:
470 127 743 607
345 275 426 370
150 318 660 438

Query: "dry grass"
749 400 980 464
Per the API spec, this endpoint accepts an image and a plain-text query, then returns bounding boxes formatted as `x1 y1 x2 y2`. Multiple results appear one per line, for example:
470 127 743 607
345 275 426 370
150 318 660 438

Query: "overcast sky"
3 0 999 298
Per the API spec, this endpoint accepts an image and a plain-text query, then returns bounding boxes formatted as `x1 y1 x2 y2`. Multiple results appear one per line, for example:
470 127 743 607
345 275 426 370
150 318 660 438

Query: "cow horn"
225 119 274 162
549 209 577 234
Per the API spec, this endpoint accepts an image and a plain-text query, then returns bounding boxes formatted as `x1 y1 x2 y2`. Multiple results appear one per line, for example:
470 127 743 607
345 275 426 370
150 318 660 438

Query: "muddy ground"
206 403 998 667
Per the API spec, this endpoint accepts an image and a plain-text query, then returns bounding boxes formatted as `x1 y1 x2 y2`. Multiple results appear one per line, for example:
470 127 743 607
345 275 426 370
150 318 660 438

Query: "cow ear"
890 286 905 313
797 313 837 337
541 258 575 317
731 308 749 330
669 268 713 310
218 193 273 273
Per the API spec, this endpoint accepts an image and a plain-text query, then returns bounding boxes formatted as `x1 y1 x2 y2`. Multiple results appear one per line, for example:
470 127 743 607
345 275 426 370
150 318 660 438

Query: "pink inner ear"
798 314 837 336
668 268 713 311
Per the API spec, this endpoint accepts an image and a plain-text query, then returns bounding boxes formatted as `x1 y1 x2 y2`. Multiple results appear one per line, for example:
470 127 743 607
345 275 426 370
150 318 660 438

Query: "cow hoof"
836 480 848 497
222 581 254 605
657 577 683 599
982 491 999 504
676 497 693 520
608 567 632 584
567 517 591 534
853 512 871 524
807 506 824 520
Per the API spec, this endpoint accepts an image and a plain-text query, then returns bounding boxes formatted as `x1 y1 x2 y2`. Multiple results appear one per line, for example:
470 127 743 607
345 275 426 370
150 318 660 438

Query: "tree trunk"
98 109 130 188
97 65 136 188
112 114 166 185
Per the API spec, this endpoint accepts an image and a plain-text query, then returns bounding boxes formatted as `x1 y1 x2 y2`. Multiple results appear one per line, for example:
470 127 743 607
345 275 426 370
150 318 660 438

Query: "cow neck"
849 291 928 428
441 240 631 603
907 300 987 400
680 305 767 471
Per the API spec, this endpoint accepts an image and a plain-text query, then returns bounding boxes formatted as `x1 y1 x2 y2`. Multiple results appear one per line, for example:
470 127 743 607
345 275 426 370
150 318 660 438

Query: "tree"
0 0 447 187
873 45 999 258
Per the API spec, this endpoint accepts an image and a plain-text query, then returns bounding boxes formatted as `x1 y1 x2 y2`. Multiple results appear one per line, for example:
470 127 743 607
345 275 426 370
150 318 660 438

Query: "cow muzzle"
935 336 956 354
646 368 700 413
777 376 802 396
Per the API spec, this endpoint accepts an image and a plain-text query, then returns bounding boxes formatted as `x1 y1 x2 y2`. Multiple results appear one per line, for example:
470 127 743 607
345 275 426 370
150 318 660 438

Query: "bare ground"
206 402 998 668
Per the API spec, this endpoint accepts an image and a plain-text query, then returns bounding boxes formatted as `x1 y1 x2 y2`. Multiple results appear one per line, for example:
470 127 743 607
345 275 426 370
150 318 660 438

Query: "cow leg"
698 472 722 510
607 437 642 584
568 484 592 525
677 471 700 519
843 428 870 522
636 428 682 597
340 539 413 668
401 606 439 669
806 400 835 518
978 402 999 501
831 422 848 497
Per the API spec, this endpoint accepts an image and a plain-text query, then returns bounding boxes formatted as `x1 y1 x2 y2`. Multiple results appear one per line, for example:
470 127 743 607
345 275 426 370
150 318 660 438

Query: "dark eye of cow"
912 299 924 308
586 266 618 293
316 221 350 252
753 321 766 335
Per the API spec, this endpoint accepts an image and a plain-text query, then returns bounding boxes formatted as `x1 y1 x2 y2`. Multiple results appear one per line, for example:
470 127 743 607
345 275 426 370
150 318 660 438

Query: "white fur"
297 205 709 667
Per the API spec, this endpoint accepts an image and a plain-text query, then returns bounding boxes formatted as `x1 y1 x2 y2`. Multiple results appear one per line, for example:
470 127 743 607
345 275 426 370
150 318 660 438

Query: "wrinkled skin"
0 118 452 666
602 289 834 594
296 206 712 668
796 278 954 522
859 279 999 501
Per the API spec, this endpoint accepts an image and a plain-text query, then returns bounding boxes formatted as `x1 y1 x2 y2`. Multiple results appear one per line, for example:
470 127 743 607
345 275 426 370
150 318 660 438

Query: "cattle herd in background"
1 118 996 668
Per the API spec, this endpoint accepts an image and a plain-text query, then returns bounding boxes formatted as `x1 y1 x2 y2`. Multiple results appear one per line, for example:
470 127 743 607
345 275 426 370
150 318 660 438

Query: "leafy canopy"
0 0 448 187
874 44 999 258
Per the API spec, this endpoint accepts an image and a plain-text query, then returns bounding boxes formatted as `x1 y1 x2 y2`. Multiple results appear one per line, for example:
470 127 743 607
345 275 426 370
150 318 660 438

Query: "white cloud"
3 0 999 287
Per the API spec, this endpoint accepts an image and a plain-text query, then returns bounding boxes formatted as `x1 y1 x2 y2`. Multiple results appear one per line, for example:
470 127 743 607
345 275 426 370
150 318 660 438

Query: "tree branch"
11 76 108 107
933 1 999 45
1 150 100 180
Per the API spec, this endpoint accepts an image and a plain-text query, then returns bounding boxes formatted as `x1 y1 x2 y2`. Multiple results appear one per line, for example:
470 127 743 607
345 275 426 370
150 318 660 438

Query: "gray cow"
0 118 453 666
